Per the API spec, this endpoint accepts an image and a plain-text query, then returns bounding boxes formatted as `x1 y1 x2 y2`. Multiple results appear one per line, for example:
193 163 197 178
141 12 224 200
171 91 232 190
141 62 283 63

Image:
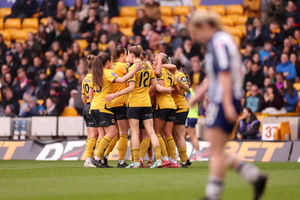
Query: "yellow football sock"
157 134 168 157
147 144 153 160
104 135 119 156
178 147 188 163
118 135 128 160
166 136 177 160
154 146 162 160
85 138 96 159
96 138 102 154
164 136 170 157
95 136 112 160
132 148 140 162
139 138 150 159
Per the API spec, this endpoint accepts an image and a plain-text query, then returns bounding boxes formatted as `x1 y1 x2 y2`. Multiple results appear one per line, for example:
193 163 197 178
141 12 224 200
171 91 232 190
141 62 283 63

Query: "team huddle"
81 45 192 168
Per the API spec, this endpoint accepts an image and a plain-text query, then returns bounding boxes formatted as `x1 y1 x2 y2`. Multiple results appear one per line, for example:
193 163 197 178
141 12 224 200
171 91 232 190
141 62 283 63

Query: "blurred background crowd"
0 0 299 128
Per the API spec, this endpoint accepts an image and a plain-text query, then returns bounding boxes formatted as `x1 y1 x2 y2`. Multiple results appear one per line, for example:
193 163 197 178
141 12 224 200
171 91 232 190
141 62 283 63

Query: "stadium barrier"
0 140 298 162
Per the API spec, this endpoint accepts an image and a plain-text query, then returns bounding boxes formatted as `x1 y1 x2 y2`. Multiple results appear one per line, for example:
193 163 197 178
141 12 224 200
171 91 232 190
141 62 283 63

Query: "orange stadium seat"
196 6 208 12
227 5 244 16
61 107 79 116
0 18 3 30
75 39 89 51
120 27 133 38
0 30 10 43
120 7 137 17
238 25 246 37
223 26 243 38
293 82 300 90
110 17 127 28
162 16 175 26
10 30 28 42
274 122 290 140
160 6 172 16
22 18 39 30
209 5 225 16
4 18 21 30
40 18 48 26
173 6 189 16
0 8 11 18
125 17 136 28
232 15 248 25
220 16 234 26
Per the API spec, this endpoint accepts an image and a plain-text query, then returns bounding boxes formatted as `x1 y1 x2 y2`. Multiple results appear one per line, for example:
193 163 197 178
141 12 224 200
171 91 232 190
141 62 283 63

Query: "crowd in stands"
0 0 300 126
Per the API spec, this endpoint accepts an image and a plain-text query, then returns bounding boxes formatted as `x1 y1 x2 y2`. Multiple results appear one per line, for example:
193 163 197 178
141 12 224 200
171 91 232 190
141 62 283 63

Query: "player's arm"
156 79 172 94
149 78 157 94
114 62 143 84
105 82 135 102
88 88 94 102
81 94 87 104
189 77 208 107
154 53 164 76
161 64 176 73
219 71 238 123
174 76 190 93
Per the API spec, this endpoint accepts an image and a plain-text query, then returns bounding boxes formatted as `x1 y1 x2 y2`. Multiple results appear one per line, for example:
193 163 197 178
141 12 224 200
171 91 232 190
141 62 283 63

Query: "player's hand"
157 53 165 61
223 103 238 124
105 94 116 102
189 97 198 107
135 62 144 71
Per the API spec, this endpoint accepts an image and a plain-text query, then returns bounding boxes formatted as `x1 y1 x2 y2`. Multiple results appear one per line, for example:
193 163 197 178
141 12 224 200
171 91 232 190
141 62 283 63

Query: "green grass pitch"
0 161 299 200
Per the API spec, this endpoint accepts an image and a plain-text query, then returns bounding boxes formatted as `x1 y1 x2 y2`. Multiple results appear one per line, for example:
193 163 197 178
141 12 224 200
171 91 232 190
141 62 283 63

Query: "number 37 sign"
262 123 280 141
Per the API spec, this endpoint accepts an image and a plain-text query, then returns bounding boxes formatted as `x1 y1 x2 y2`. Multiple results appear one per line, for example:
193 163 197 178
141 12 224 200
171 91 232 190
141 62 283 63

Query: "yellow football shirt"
81 73 93 103
90 69 119 114
171 72 188 113
155 68 176 110
110 62 129 107
127 62 155 108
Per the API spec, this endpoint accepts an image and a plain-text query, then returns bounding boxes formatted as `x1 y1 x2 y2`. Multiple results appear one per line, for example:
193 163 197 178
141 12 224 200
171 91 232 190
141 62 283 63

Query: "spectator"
267 21 284 49
80 8 99 38
26 32 42 58
20 96 41 117
260 84 285 114
144 0 161 24
243 0 261 19
275 72 285 94
98 34 109 52
290 52 300 79
3 73 13 88
2 87 19 116
39 0 59 19
249 18 267 46
47 20 73 51
108 24 123 43
74 0 89 21
264 48 280 67
0 34 7 54
170 27 183 52
102 16 112 32
267 66 277 83
36 23 48 52
63 10 80 37
68 89 78 107
44 97 58 116
236 107 261 140
173 15 185 32
64 68 78 102
263 76 272 93
88 22 108 44
12 68 28 99
62 52 75 70
242 43 255 61
27 56 43 76
284 1 300 24
244 62 264 88
284 80 298 112
276 53 296 81
36 70 50 99
19 92 31 116
259 40 272 64
100 0 119 18
5 0 38 20
55 0 68 23
244 84 263 113
153 19 166 34
266 0 285 24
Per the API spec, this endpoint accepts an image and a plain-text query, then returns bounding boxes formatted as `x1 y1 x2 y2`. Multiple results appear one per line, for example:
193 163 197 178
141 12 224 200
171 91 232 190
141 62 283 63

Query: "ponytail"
112 45 126 61
86 54 96 70
91 56 104 88
129 45 144 60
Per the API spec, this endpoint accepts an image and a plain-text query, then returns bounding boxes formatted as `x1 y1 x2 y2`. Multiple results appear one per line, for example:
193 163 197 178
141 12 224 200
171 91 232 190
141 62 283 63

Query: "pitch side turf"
0 161 299 200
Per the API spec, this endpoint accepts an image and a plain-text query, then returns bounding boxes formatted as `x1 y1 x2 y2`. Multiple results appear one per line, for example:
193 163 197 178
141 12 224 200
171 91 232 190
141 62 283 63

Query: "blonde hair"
129 45 144 60
190 11 223 30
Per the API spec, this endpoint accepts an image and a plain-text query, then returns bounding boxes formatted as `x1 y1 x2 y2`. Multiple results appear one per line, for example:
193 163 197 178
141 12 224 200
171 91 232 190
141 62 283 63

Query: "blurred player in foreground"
189 12 268 200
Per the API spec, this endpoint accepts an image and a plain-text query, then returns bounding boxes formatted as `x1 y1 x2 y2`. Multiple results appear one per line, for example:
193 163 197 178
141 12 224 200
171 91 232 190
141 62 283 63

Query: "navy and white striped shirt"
204 31 244 104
